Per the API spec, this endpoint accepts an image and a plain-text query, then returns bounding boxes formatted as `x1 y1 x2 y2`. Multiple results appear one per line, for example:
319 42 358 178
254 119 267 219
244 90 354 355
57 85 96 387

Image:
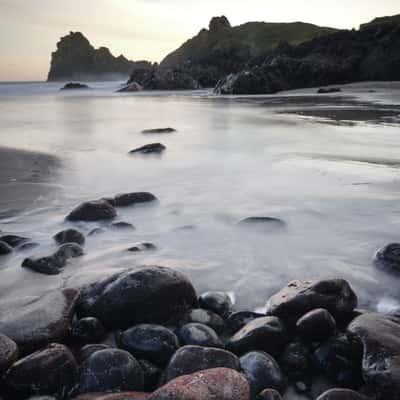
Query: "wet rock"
67 200 117 222
240 351 285 395
55 243 84 260
3 343 78 399
148 368 250 400
118 82 143 92
198 291 233 318
88 227 106 236
71 317 106 344
102 197 116 207
72 394 149 400
226 311 265 334
114 192 158 207
279 341 312 382
0 241 13 255
22 254 66 275
374 243 400 273
226 316 288 357
164 345 240 382
257 389 283 400
266 279 357 325
111 221 136 230
127 242 157 252
77 266 197 329
129 143 166 154
61 83 90 90
0 235 30 248
141 128 176 134
238 217 286 230
348 312 400 399
78 349 144 394
180 309 225 333
0 288 79 353
296 308 337 342
16 242 40 251
0 334 18 373
177 323 223 348
77 344 111 363
119 324 179 366
54 229 85 246
139 359 161 392
317 389 370 400
317 87 342 94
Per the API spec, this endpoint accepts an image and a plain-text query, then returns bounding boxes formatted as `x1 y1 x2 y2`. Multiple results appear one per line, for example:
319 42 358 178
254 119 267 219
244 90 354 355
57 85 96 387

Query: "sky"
0 0 399 81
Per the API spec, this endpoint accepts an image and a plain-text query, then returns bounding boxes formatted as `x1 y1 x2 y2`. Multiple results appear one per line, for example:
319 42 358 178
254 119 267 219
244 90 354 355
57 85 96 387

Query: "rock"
22 254 66 275
71 317 106 344
54 229 85 246
257 389 283 400
72 393 150 400
139 359 161 392
111 221 136 230
180 309 225 333
127 242 157 252
238 217 286 230
77 266 197 329
0 235 30 248
0 334 18 373
0 288 79 353
61 82 90 90
317 389 371 400
374 243 400 273
296 308 337 342
118 82 143 92
317 87 342 94
77 344 111 363
209 16 231 33
0 241 13 255
148 368 250 400
279 341 312 382
118 324 179 366
177 323 223 348
266 279 357 325
348 312 400 399
78 349 144 394
226 316 288 357
114 192 158 207
164 345 240 382
226 311 265 334
240 351 285 395
141 128 176 134
16 242 40 251
129 143 166 155
3 343 78 399
198 291 233 318
67 200 117 222
88 227 106 236
55 243 84 260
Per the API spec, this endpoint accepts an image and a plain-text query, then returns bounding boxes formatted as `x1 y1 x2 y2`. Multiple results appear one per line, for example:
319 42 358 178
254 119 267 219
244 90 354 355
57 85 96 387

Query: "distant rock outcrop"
48 32 152 82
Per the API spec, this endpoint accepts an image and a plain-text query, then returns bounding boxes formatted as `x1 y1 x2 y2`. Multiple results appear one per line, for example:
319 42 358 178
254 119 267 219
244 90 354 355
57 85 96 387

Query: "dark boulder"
266 279 357 325
127 242 157 252
77 266 197 329
111 221 136 230
0 235 30 248
55 243 84 260
129 143 166 154
22 254 66 275
78 349 144 394
0 334 18 373
0 241 13 255
279 341 312 382
114 192 157 207
54 229 85 246
240 351 285 395
141 128 176 134
296 308 337 342
71 317 106 344
77 344 111 364
164 345 240 382
257 389 283 400
226 311 265 334
177 323 223 348
317 389 371 400
198 291 233 318
119 324 179 366
180 308 225 333
374 243 400 273
138 359 161 392
3 343 78 399
67 200 117 222
117 82 143 92
0 288 79 353
226 316 288 357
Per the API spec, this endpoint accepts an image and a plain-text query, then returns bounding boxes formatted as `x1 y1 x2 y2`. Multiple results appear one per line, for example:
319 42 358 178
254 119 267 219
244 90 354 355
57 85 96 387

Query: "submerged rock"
141 128 176 134
54 228 85 246
129 143 166 154
0 334 18 373
127 242 157 252
111 221 136 230
114 192 158 207
0 234 30 248
374 243 400 273
67 200 117 222
22 254 66 275
61 82 90 90
0 240 13 255
77 266 197 329
177 323 223 348
198 291 233 318
238 217 286 230
55 242 84 260
118 82 143 92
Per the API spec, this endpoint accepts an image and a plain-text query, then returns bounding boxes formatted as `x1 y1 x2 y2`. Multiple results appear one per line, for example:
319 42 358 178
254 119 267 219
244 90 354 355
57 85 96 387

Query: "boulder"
177 323 223 348
180 309 225 333
22 254 66 275
0 241 13 255
317 389 371 400
279 341 312 383
0 235 30 248
114 192 157 207
71 317 106 344
226 311 265 334
266 279 357 325
348 313 400 399
0 334 18 373
296 308 337 342
374 243 400 273
129 143 166 155
148 368 251 400
226 316 288 357
77 266 197 329
127 243 157 252
164 345 240 382
54 229 85 246
118 324 179 366
67 200 117 221
0 288 79 353
78 349 144 394
198 291 233 318
3 343 78 399
118 82 143 92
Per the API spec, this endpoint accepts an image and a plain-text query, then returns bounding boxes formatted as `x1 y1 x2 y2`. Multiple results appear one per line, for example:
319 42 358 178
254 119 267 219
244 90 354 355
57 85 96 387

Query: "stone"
348 313 400 399
111 222 136 230
266 279 357 325
3 343 78 399
226 311 265 334
71 317 106 344
129 143 166 155
180 308 225 333
177 323 223 348
55 243 84 260
139 359 161 392
72 393 150 400
78 349 144 394
296 308 337 342
148 368 251 400
119 324 179 366
374 243 400 273
0 334 18 373
164 345 240 382
88 227 106 236
54 229 85 246
22 254 66 275
226 316 288 357
77 266 197 329
0 235 30 248
279 341 312 381
127 242 157 252
238 217 286 230
198 291 233 318
0 240 13 255
317 389 371 400
0 288 79 353
61 83 90 90
257 389 283 400
317 87 342 94
114 192 157 207
16 242 40 251
67 200 117 222
77 344 111 364
141 128 176 134
118 82 143 92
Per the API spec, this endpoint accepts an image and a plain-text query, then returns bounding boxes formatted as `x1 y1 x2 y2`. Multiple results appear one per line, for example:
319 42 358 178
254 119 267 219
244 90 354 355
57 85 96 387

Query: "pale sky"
0 0 399 81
